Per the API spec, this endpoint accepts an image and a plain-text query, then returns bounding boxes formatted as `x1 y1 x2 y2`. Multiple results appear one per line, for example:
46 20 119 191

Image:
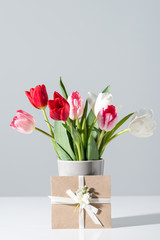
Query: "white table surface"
0 197 160 240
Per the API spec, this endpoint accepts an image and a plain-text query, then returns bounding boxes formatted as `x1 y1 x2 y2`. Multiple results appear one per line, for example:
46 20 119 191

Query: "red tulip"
25 84 48 109
10 110 35 134
48 92 70 121
97 105 118 131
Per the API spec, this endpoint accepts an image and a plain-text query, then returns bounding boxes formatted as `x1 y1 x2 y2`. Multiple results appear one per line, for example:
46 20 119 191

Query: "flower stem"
41 109 60 159
76 117 81 130
67 118 82 161
66 118 72 127
108 128 129 142
35 126 60 159
97 130 105 149
35 127 54 139
42 108 54 137
76 143 82 161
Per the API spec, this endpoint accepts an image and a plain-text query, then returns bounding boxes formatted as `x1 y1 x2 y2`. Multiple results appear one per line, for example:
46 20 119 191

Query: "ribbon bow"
49 176 111 229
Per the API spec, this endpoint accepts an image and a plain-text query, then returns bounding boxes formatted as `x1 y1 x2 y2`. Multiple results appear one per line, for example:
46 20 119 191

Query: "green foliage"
70 124 81 144
86 135 99 160
80 100 88 126
70 124 84 161
62 123 71 134
51 140 72 160
99 112 134 156
87 110 95 127
102 85 110 93
54 121 76 160
107 112 134 137
59 77 68 99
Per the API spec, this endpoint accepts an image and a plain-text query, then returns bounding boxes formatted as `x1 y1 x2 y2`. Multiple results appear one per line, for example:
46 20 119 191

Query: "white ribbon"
49 176 111 229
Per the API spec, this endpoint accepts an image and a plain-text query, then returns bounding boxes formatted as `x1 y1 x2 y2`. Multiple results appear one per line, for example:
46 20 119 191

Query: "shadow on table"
112 213 160 228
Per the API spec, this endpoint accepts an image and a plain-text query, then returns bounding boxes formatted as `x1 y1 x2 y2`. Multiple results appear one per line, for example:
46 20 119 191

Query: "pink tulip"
97 105 118 131
10 110 35 134
68 91 84 120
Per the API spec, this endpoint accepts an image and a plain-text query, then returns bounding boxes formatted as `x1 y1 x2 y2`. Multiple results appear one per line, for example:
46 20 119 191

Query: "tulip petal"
87 92 97 110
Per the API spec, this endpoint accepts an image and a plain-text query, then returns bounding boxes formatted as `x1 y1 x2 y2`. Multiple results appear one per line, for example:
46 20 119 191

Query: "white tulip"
128 109 157 137
88 92 113 116
87 92 97 110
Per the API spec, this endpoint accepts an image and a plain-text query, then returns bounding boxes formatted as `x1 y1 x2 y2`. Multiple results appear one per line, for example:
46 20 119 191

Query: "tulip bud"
10 110 35 134
68 91 84 120
128 109 157 137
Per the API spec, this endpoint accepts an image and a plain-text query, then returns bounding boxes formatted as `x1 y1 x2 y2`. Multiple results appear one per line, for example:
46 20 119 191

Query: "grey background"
0 0 159 196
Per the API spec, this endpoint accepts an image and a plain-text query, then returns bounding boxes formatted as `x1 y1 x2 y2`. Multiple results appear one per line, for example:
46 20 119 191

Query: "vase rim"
58 159 104 162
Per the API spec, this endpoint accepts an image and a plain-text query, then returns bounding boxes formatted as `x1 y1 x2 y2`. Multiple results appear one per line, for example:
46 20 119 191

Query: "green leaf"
62 123 71 134
87 116 99 140
90 121 99 139
92 127 101 136
51 140 72 160
86 110 98 139
102 85 110 93
70 124 85 161
107 112 134 138
99 112 134 156
87 109 95 127
71 124 81 144
86 135 99 160
54 121 76 160
80 100 88 126
59 77 68 99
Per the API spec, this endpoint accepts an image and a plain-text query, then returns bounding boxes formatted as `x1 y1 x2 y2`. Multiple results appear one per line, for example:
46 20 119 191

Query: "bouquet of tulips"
10 78 157 161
